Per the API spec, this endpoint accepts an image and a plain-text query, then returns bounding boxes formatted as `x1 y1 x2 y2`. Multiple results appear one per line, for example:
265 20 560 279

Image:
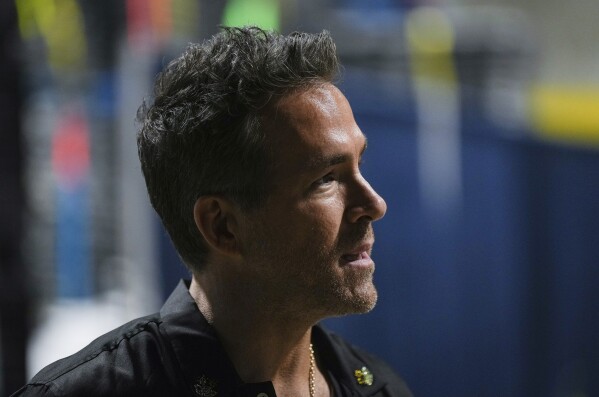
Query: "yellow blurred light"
15 0 87 72
530 85 599 147
16 0 56 39
45 0 87 71
406 7 457 85
406 7 455 55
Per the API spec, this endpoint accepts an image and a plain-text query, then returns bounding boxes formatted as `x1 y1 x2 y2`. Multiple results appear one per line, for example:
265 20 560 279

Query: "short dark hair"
137 26 340 271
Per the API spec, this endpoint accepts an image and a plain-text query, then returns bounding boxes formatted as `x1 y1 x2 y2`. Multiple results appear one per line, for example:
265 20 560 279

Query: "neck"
190 275 328 396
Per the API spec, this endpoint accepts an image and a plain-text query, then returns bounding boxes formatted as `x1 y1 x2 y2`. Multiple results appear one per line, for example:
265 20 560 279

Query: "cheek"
257 195 345 251
300 200 345 242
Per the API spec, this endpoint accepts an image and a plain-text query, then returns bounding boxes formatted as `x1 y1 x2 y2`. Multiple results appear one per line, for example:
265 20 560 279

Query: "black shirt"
13 280 412 396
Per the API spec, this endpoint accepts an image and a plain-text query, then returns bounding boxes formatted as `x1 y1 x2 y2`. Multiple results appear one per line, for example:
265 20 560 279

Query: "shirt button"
256 393 269 397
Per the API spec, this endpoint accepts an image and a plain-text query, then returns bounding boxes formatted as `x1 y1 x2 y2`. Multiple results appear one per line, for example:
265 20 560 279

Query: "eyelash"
312 158 364 187
314 173 336 186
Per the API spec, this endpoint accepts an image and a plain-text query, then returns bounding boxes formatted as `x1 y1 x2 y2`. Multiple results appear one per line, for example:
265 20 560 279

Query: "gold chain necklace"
309 343 316 397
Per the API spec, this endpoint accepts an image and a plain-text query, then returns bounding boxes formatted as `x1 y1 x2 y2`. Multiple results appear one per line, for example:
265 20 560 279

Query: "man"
14 27 412 396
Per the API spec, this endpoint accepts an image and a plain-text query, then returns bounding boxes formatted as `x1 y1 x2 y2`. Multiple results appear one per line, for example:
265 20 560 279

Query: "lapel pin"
354 366 374 386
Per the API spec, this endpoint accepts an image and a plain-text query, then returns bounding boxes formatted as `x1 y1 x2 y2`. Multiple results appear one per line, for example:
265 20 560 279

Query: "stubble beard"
246 222 379 321
312 224 379 318
312 264 378 318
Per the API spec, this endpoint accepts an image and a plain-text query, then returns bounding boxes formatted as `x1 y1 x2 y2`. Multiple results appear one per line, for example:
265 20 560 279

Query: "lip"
340 243 374 268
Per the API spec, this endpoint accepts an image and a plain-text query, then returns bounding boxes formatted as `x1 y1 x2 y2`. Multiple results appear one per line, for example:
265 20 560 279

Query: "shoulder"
322 328 413 397
13 314 174 397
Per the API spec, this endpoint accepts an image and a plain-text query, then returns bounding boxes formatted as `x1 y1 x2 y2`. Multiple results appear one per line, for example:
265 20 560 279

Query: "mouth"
340 244 374 268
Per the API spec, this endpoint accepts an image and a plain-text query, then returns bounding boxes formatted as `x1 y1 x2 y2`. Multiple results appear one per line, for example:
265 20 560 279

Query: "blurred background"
1 0 598 396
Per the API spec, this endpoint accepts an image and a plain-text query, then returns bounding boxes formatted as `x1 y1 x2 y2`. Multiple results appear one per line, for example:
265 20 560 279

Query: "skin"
191 83 387 396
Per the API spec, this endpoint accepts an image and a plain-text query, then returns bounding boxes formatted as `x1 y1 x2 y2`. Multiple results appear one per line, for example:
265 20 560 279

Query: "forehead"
262 84 365 173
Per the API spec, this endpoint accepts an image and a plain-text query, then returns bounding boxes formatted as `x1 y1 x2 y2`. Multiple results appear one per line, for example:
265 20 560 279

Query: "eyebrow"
305 138 368 171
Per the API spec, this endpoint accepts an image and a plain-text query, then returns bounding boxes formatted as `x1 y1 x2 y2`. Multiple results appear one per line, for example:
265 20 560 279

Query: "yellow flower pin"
354 366 374 386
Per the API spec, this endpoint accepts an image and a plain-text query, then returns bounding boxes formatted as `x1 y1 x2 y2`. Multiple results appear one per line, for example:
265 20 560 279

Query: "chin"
352 290 378 314
328 285 378 317
353 278 378 308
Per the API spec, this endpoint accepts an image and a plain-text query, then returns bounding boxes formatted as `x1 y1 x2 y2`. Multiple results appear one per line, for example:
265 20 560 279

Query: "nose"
346 174 387 223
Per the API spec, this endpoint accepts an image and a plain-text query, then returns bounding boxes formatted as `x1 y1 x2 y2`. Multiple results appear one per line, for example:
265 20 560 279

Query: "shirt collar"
160 280 244 396
312 326 389 396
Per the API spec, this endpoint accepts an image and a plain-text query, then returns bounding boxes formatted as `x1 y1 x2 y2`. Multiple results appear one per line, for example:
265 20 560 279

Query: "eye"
313 172 336 187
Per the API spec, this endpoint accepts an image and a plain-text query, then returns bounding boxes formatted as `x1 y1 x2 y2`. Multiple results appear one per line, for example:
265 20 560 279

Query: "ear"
193 196 242 258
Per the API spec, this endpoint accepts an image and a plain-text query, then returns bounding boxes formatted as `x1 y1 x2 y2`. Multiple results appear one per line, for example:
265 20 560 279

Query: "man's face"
237 83 387 319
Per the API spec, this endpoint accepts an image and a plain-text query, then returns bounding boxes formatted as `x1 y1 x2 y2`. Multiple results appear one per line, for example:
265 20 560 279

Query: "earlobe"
193 196 241 257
